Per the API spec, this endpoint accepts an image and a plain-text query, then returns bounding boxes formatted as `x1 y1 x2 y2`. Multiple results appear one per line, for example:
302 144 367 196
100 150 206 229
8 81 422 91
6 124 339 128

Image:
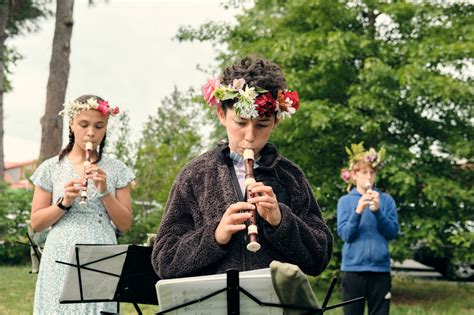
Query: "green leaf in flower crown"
375 147 386 166
221 90 239 101
255 87 269 94
345 142 366 162
345 146 353 158
351 142 365 157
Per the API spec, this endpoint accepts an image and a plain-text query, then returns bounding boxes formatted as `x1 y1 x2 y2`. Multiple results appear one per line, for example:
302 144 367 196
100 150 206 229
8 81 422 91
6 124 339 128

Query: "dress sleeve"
114 160 135 188
30 159 54 192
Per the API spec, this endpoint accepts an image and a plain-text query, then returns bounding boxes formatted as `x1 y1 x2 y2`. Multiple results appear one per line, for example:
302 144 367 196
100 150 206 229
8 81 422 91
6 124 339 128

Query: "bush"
0 183 33 264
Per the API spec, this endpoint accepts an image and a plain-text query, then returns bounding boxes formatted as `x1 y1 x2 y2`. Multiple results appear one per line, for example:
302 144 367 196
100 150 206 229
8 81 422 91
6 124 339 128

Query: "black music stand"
26 232 43 263
57 244 160 314
15 232 44 274
156 269 364 314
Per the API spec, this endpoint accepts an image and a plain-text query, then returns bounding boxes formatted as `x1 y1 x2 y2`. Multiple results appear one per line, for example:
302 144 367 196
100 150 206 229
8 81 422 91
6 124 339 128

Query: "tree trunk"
38 0 74 162
0 2 10 181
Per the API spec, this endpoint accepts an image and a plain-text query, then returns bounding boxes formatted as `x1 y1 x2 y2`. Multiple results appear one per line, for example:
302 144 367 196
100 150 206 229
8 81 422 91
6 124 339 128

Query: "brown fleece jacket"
152 142 333 279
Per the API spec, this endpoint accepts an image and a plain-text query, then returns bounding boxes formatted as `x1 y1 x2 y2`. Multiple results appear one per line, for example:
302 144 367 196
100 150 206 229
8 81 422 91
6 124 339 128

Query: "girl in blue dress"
30 95 135 314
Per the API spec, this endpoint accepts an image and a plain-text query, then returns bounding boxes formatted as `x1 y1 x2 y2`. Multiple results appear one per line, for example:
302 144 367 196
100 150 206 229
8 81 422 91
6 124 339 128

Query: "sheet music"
156 268 282 315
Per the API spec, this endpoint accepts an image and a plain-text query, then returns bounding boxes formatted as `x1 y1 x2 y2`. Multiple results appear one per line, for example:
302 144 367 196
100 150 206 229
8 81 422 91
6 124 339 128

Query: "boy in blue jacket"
337 143 399 315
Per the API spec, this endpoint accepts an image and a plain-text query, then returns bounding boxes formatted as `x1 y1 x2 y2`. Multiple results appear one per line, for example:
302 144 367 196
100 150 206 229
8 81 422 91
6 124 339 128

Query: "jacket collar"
216 141 281 170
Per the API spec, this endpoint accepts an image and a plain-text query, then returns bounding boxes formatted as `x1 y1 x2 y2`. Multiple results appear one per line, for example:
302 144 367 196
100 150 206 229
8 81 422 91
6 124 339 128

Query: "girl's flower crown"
202 78 299 119
340 142 386 184
59 98 120 121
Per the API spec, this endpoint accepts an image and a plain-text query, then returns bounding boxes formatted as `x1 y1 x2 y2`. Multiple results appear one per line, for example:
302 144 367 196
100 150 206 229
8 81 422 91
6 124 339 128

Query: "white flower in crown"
59 97 120 121
234 99 259 119
238 85 258 104
275 93 297 120
276 96 297 120
87 98 98 108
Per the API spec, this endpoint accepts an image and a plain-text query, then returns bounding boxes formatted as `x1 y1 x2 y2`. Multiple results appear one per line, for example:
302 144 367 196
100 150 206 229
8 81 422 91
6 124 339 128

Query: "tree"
119 88 211 245
105 110 134 168
0 2 10 182
38 0 74 162
178 0 474 270
0 0 45 180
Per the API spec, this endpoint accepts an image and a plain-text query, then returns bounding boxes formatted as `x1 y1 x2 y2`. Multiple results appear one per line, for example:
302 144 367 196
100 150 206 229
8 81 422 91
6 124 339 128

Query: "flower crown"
202 78 299 119
340 142 386 184
59 98 120 121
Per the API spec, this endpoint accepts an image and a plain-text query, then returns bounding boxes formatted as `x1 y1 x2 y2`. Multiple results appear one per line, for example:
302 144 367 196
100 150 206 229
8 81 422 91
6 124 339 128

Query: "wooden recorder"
243 149 261 252
365 183 376 211
79 142 93 207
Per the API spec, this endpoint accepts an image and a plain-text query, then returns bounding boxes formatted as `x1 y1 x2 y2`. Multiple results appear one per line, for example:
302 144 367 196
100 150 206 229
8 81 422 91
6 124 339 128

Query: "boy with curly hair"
152 56 333 279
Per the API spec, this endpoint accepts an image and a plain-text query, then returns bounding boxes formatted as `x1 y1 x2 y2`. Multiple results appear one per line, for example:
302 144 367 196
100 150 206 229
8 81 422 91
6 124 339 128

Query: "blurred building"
4 160 37 189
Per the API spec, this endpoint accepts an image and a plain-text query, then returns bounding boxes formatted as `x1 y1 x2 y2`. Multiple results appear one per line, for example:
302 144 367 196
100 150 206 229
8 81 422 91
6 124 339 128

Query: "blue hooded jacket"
337 188 399 272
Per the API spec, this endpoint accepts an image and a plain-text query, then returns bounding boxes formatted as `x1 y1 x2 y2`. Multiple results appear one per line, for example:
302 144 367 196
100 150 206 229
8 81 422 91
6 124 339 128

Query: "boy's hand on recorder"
215 202 253 245
247 182 281 227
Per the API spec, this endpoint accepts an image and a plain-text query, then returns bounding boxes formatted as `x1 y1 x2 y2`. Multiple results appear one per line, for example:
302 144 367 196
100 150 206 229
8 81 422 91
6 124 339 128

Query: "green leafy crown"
345 142 386 170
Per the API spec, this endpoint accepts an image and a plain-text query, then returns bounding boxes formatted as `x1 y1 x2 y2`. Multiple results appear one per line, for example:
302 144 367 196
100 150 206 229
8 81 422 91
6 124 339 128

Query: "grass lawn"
0 265 472 314
311 276 474 315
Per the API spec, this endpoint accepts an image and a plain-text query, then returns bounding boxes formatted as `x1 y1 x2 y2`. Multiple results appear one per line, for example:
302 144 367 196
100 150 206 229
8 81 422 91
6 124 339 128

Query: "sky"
3 0 241 161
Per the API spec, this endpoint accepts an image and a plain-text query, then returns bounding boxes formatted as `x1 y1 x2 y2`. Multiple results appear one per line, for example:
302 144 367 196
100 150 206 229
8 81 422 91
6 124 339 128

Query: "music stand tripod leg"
227 269 240 315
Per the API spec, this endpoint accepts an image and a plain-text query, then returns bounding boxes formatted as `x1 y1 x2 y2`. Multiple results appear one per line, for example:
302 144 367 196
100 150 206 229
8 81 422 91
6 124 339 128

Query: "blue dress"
30 155 135 314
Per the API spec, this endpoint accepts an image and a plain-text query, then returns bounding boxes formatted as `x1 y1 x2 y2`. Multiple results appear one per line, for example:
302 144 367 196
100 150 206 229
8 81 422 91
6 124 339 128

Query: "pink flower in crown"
97 100 111 117
341 168 351 182
112 106 120 115
202 78 221 107
365 148 378 163
232 78 246 90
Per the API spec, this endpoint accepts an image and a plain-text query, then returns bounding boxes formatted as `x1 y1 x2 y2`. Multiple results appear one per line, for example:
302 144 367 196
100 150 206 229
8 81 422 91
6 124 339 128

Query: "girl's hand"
85 165 108 194
63 179 84 207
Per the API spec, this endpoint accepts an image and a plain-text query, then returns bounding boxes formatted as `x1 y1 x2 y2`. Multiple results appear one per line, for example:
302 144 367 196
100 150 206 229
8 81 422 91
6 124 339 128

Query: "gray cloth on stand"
270 260 320 315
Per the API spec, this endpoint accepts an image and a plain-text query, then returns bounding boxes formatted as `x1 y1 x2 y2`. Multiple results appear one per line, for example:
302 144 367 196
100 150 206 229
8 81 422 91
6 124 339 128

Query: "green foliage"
105 110 134 168
134 87 205 205
117 88 212 245
3 46 22 92
2 0 50 92
177 0 474 268
5 0 49 37
0 183 33 264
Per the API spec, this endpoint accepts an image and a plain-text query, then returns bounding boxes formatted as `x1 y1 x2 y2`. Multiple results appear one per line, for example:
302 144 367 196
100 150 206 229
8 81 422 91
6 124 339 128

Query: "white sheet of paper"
60 244 128 302
156 268 282 315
